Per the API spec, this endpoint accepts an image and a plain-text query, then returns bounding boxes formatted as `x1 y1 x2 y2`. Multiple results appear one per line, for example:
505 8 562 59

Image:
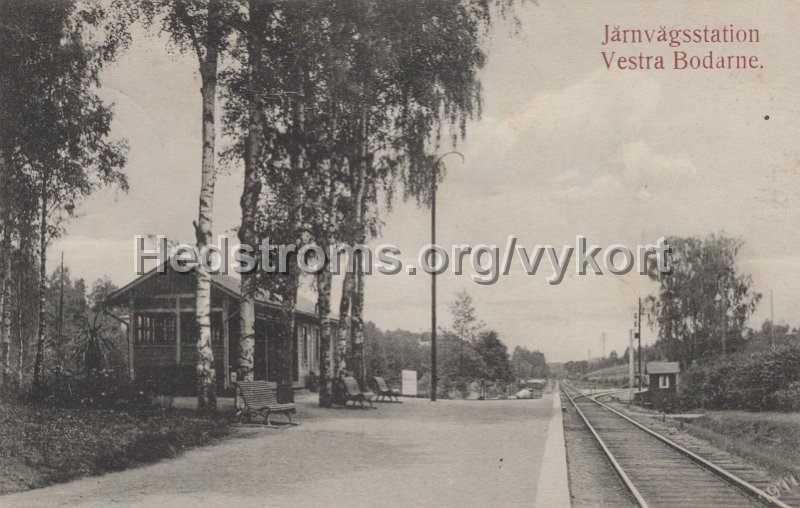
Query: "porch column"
223 296 230 389
128 297 135 380
175 296 181 365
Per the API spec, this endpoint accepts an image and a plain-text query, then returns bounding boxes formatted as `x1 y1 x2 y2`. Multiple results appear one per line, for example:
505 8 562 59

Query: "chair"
234 380 297 425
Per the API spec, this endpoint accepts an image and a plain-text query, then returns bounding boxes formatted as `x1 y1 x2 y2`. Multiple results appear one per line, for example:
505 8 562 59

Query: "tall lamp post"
637 297 642 389
430 151 464 402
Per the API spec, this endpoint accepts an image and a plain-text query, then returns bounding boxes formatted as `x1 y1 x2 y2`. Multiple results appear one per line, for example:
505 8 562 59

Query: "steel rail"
560 382 650 507
562 382 791 508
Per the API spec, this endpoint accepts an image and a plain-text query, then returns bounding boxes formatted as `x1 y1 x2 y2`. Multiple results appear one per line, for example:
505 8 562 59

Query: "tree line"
0 1 127 396
645 234 763 367
364 290 549 398
567 234 766 376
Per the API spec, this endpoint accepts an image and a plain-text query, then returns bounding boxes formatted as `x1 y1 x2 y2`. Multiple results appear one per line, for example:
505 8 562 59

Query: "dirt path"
0 393 566 508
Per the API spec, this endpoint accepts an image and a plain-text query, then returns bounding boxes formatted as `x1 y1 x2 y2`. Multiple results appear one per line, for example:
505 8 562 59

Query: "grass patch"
685 410 800 479
0 399 230 495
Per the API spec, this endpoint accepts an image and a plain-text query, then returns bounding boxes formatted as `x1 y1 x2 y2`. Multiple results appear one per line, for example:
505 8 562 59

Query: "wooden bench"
340 376 375 408
234 380 297 425
371 376 401 402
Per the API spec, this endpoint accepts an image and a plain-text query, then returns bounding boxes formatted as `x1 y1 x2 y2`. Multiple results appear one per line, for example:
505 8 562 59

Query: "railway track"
560 383 792 508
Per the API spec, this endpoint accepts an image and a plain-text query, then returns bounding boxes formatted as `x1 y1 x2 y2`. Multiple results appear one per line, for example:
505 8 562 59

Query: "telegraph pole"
600 332 606 359
628 329 635 403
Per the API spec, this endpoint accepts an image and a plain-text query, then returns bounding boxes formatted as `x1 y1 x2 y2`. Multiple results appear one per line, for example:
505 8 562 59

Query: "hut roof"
106 262 324 319
645 361 681 375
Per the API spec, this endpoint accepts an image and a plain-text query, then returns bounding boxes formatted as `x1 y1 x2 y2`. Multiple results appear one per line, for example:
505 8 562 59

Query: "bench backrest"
373 376 390 392
343 376 362 396
236 381 278 409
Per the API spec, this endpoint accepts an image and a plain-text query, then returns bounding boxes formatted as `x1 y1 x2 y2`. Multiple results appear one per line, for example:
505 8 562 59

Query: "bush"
679 343 800 411
767 381 800 411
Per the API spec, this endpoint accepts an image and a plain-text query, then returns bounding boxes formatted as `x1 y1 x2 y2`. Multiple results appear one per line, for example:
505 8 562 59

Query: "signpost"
628 329 635 403
402 370 417 398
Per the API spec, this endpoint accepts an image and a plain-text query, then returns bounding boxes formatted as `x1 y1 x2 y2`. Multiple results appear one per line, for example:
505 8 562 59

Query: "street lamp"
430 151 464 402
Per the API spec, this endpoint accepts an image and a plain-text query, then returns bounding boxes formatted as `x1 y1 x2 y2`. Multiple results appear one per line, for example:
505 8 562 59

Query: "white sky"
52 0 800 362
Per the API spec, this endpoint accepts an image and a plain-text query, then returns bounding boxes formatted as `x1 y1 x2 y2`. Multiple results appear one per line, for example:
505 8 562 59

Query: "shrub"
679 344 800 410
767 381 800 411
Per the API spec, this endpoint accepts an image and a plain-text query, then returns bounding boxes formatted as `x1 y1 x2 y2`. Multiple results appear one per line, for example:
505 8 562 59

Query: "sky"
52 0 800 362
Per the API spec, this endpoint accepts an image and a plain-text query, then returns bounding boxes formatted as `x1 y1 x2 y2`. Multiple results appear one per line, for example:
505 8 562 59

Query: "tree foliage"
216 0 511 400
511 346 549 380
475 330 513 382
0 0 127 395
678 343 800 411
645 234 761 366
110 0 245 412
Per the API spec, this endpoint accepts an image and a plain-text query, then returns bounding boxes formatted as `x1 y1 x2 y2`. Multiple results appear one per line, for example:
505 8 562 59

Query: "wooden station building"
105 264 332 394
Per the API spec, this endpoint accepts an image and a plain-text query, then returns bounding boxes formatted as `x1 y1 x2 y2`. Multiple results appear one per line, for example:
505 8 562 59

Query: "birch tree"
114 0 239 411
645 235 761 365
221 0 511 399
233 0 270 383
331 0 500 386
173 0 228 412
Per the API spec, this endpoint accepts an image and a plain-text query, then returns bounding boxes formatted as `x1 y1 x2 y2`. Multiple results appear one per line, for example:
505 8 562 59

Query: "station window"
659 375 670 389
313 328 320 368
301 326 309 365
181 312 224 344
135 313 175 344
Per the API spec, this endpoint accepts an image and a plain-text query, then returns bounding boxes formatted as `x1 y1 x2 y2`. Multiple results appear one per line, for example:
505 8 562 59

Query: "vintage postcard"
0 1 797 506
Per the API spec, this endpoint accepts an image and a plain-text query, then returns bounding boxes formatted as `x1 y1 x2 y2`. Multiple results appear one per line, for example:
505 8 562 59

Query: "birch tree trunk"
336 271 353 375
274 85 307 404
32 184 47 395
316 267 332 407
237 0 267 382
349 114 368 385
0 174 6 385
277 283 297 403
0 230 6 385
316 174 338 407
0 279 5 386
1 228 11 384
193 2 221 412
350 255 365 383
16 242 25 387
